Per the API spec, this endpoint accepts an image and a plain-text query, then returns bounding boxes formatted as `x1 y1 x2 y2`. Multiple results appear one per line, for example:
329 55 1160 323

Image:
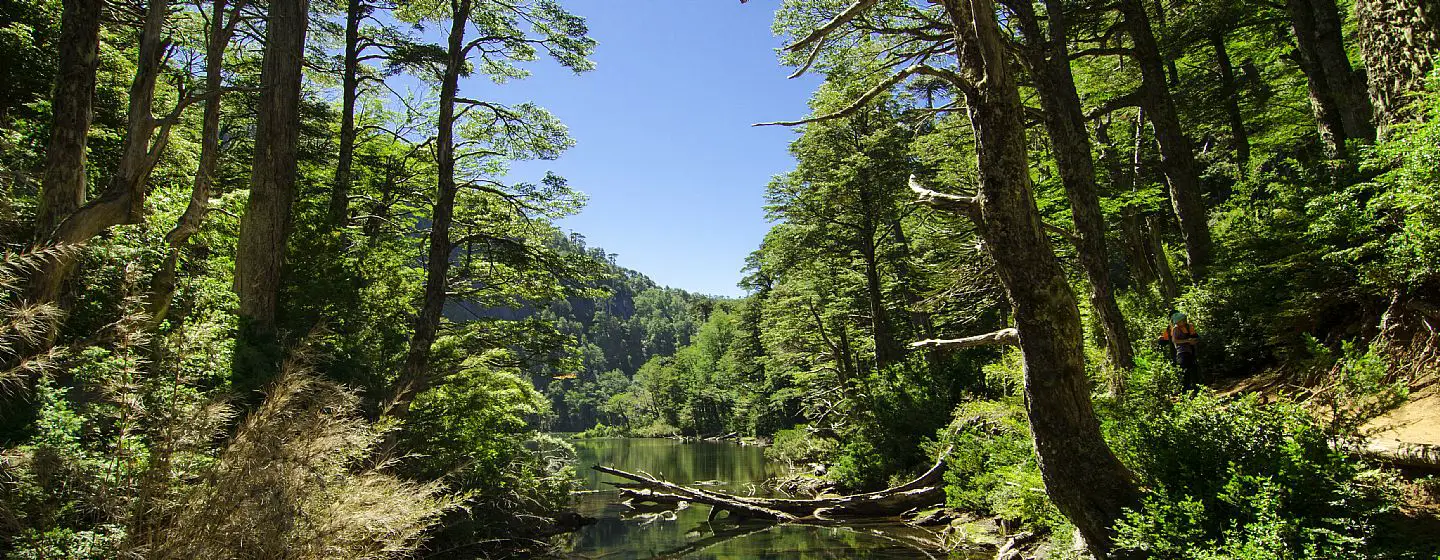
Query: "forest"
1 0 1439 557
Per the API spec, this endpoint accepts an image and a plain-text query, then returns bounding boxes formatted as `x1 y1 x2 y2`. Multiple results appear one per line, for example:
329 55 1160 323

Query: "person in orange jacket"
1159 312 1200 390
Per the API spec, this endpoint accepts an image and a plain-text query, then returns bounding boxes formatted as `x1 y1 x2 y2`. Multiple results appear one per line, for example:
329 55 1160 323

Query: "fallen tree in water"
593 452 947 522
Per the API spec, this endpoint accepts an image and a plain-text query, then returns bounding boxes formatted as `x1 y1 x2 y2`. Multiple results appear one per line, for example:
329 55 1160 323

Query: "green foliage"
936 399 1067 535
1111 393 1400 559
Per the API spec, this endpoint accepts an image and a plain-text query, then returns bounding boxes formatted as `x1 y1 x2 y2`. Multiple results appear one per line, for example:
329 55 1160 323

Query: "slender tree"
1011 0 1136 374
384 0 594 423
149 0 248 324
1117 0 1212 277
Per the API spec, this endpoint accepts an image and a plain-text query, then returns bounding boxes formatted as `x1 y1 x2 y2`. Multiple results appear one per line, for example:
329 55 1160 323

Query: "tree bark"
1286 0 1376 153
385 0 470 422
31 0 173 305
150 0 241 324
1119 0 1212 278
1015 0 1136 375
1210 31 1251 172
1356 0 1440 135
931 1 1142 555
233 0 311 385
328 0 365 228
34 0 102 239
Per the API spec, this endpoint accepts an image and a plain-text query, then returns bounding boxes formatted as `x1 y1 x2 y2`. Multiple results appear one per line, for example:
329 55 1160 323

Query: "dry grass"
143 362 461 560
0 245 78 389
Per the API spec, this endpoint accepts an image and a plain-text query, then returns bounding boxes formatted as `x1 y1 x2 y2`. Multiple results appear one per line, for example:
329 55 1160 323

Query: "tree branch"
756 64 972 127
1085 90 1144 121
783 0 880 54
909 175 978 215
911 328 1018 350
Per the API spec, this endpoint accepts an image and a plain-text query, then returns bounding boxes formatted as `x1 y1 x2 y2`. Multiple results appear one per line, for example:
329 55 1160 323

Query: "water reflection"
558 437 967 559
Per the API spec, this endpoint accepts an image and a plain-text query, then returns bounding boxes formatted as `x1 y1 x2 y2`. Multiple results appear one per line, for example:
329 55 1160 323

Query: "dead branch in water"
593 451 948 522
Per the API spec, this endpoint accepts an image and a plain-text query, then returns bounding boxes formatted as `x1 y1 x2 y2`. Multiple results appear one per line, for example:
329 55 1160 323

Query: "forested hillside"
522 234 715 432
1 0 1439 557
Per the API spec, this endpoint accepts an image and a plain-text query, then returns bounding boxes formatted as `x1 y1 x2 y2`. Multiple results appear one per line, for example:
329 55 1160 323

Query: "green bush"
1111 392 1399 559
766 424 838 467
936 399 1067 534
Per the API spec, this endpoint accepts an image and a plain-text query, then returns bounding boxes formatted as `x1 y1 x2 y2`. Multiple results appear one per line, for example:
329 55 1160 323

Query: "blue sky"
474 1 821 297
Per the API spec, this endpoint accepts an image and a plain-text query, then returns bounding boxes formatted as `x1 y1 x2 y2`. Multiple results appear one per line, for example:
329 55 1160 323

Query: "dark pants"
1177 351 1199 391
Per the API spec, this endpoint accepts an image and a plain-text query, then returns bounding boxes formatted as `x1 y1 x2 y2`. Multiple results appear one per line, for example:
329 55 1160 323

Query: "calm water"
554 437 968 560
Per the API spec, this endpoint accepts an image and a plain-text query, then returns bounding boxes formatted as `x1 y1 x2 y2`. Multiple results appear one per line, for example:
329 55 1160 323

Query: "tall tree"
770 0 1143 554
233 0 311 384
149 0 248 323
34 0 102 238
385 0 594 423
1117 0 1212 277
1011 0 1136 374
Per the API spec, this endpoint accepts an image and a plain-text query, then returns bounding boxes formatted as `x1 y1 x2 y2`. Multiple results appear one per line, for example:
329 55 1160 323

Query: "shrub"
936 399 1067 534
1111 392 1399 559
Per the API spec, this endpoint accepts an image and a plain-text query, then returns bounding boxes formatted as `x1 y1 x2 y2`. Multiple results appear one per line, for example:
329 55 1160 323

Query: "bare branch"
784 0 880 54
911 328 1018 350
909 175 978 215
788 38 826 79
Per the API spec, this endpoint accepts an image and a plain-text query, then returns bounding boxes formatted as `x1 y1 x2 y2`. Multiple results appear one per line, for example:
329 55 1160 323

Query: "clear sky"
477 1 821 297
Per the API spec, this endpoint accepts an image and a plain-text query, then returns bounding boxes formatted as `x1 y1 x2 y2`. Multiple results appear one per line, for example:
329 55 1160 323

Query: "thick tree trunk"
150 0 239 324
385 0 469 422
31 0 172 305
1286 0 1375 154
34 0 102 239
1016 0 1135 375
1210 32 1251 172
1120 0 1212 279
233 0 311 385
328 0 365 228
1356 0 1440 135
934 1 1142 555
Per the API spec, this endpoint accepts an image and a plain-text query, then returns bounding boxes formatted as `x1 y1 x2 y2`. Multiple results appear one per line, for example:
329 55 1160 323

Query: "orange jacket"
1160 322 1198 344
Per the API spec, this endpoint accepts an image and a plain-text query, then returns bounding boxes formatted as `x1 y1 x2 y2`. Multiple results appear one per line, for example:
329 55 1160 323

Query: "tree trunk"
328 0 365 228
1146 214 1179 303
233 0 311 385
31 0 172 305
1016 0 1136 375
935 1 1142 555
34 0 102 239
860 234 896 370
1210 31 1251 172
888 219 935 341
1120 0 1212 278
385 0 470 422
150 0 239 324
1286 0 1376 154
1356 0 1440 135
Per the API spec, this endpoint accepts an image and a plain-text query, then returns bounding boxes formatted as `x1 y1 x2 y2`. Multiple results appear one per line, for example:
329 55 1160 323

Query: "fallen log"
594 451 948 522
1361 439 1440 472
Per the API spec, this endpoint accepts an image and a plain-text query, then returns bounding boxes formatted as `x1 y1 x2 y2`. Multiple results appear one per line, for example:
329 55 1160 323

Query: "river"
554 437 972 559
